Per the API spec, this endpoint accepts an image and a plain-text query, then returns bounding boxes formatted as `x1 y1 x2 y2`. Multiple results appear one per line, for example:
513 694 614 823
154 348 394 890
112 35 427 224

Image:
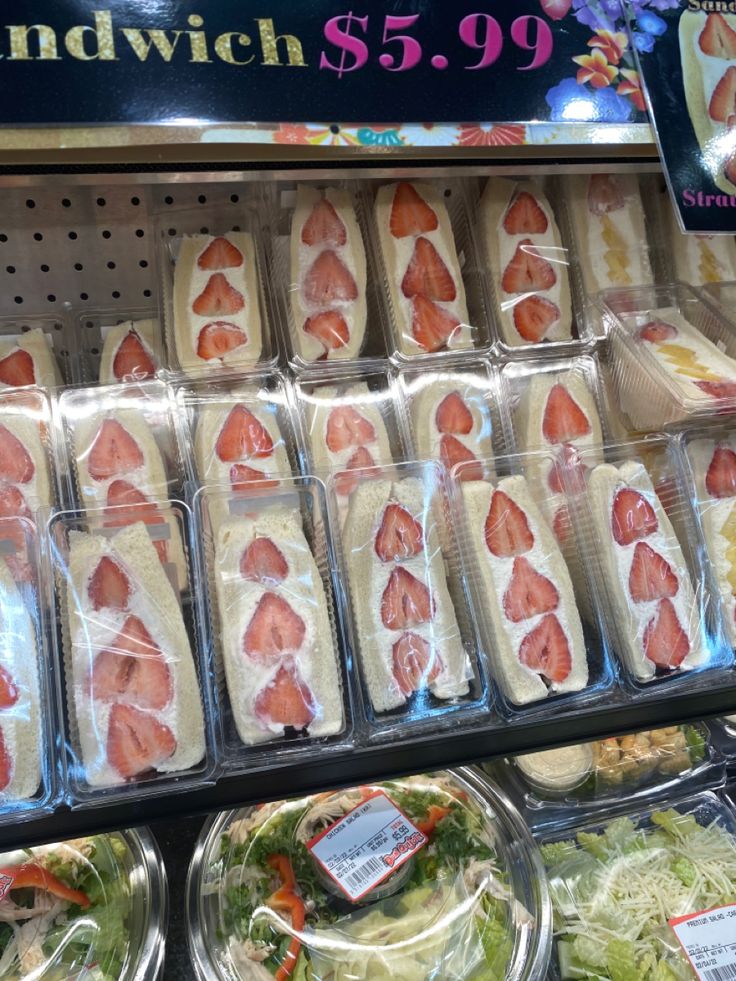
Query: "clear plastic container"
448 452 614 717
541 791 736 980
0 827 167 979
598 282 736 430
155 204 277 380
186 767 551 981
265 180 391 372
192 476 353 769
658 194 736 287
0 312 76 388
477 175 592 356
326 459 488 733
76 306 163 385
701 280 736 321
366 178 492 361
45 504 214 803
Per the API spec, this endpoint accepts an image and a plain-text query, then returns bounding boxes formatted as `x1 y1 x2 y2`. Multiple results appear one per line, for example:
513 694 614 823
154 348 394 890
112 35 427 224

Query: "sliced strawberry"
503 556 559 624
0 729 10 791
518 613 572 684
706 445 736 498
401 237 457 302
552 505 571 545
107 703 176 780
629 542 679 603
389 182 438 239
192 273 244 317
104 482 169 565
587 174 625 216
375 503 423 563
88 419 144 481
637 320 678 343
484 490 534 558
215 405 273 462
196 322 247 361
696 380 736 400
91 615 172 711
0 349 35 388
710 66 736 121
542 384 592 444
440 434 482 481
240 537 288 584
699 12 736 58
0 484 29 519
0 425 34 484
254 663 315 730
411 295 461 353
548 444 588 495
334 446 374 497
303 250 358 307
435 391 473 435
229 464 279 492
112 330 156 382
643 598 690 669
0 665 18 709
381 566 434 631
611 487 658 546
88 556 131 612
513 295 560 342
325 406 375 453
503 190 548 235
392 632 442 696
501 240 556 293
197 236 243 271
301 198 347 248
243 593 306 664
303 311 350 352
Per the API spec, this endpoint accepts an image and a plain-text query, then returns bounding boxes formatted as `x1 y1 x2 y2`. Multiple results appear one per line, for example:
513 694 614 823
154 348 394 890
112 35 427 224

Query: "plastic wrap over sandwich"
99 319 160 384
410 378 493 483
661 186 736 285
0 328 62 390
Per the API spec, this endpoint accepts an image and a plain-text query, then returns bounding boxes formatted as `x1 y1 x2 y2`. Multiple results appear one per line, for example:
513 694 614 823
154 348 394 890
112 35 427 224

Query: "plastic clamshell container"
541 790 736 981
0 311 76 387
367 178 492 362
476 174 593 358
76 306 163 385
0 827 167 980
186 767 551 981
564 434 732 695
45 503 215 804
154 204 277 380
701 279 736 321
597 281 736 430
266 179 391 373
192 476 353 769
0 385 61 518
448 452 615 718
326 459 488 734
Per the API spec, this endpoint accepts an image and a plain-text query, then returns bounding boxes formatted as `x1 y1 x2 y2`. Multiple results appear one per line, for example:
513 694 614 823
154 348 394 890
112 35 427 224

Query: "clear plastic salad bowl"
186 767 551 981
0 827 167 980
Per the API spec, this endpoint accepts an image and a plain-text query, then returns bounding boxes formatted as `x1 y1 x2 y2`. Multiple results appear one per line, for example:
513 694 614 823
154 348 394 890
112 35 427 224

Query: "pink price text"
320 12 553 78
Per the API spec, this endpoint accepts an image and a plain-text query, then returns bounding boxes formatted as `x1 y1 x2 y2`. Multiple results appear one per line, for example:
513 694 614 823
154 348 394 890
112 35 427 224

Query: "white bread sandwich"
480 178 572 346
214 507 343 745
342 477 469 712
374 181 470 355
0 328 62 389
660 185 736 284
172 233 262 374
461 475 588 705
65 521 205 786
588 461 706 681
99 319 159 384
290 185 367 363
565 174 653 293
409 378 493 481
0 557 41 800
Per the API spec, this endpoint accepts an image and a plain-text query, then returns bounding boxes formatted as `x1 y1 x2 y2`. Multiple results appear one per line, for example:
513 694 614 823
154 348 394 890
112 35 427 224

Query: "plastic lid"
0 828 166 980
515 744 594 794
187 768 550 981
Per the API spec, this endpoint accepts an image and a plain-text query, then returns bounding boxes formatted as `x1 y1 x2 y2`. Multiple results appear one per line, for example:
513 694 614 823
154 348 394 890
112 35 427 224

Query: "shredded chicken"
16 901 64 975
296 795 354 843
229 938 277 980
229 803 283 845
463 859 533 927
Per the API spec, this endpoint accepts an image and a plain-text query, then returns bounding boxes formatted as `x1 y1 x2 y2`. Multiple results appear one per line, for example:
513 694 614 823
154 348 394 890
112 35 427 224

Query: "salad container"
0 827 167 980
186 767 551 981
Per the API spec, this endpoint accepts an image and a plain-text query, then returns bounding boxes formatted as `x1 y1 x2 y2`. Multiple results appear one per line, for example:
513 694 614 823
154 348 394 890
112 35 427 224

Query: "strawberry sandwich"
461 475 588 705
99 319 159 384
66 521 205 786
0 328 62 389
374 181 471 355
214 507 343 745
410 378 493 482
172 233 262 374
290 185 367 363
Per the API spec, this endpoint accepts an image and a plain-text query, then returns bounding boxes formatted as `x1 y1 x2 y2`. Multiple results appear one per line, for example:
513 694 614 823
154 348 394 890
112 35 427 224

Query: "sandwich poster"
626 0 736 233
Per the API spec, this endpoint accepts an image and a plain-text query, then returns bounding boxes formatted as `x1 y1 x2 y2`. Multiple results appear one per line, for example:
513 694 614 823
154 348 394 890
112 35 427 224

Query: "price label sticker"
669 904 736 980
307 790 427 902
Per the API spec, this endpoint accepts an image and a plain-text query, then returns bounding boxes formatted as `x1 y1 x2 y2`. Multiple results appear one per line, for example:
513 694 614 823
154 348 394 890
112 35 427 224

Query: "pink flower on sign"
539 0 573 21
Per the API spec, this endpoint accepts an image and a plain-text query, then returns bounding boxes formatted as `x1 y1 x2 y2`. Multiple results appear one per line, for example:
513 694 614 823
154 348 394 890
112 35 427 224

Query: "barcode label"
704 967 736 981
343 856 386 894
669 903 736 980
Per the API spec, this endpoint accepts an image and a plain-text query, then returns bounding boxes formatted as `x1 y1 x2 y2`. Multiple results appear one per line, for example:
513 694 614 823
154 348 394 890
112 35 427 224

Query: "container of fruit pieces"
186 768 551 980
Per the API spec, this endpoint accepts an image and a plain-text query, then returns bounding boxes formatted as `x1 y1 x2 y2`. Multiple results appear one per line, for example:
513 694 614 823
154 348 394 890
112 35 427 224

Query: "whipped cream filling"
412 383 492 464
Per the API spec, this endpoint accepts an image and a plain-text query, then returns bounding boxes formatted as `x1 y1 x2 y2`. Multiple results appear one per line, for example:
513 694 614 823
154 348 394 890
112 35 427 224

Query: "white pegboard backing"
0 181 251 319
